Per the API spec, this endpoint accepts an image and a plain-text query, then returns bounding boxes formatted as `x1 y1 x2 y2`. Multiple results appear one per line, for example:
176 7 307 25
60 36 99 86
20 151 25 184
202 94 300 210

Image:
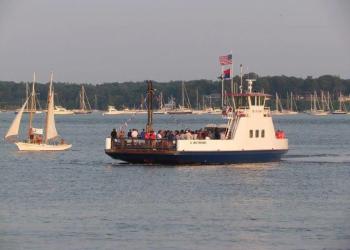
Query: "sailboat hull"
15 142 72 151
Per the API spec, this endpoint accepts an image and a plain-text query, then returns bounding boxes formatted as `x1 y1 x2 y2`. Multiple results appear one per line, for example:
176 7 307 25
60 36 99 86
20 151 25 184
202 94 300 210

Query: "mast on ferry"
146 80 153 133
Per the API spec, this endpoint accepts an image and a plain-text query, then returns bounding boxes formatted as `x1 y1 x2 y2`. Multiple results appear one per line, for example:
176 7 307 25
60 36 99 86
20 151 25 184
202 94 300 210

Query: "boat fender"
275 130 285 139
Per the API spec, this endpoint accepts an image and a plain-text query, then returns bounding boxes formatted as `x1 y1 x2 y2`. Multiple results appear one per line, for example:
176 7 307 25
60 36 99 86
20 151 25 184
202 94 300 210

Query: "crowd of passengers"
111 127 226 141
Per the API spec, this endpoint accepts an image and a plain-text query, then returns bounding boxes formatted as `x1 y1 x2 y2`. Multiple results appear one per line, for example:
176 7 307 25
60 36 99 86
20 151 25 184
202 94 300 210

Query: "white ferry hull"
15 142 72 151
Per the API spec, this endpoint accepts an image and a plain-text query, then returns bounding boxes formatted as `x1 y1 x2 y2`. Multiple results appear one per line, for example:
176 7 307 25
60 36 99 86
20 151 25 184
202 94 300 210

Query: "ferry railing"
111 138 177 151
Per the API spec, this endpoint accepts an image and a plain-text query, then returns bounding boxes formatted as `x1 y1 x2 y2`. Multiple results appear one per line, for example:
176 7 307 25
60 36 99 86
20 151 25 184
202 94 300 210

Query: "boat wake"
283 153 350 164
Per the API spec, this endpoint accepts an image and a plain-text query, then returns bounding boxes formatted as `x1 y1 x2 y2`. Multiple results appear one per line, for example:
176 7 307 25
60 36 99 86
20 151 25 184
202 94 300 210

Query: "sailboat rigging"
73 85 92 114
5 72 72 151
167 81 193 114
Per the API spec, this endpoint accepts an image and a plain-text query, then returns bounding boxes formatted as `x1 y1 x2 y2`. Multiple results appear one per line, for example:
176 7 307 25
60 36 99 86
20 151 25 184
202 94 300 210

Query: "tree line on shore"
0 74 349 111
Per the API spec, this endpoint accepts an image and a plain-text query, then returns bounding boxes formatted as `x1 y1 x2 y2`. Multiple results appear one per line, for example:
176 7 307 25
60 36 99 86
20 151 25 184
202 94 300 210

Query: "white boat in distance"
270 93 286 115
332 93 347 114
103 106 126 115
5 72 72 151
73 85 92 114
54 105 74 115
102 106 144 115
307 91 329 116
283 92 298 115
167 81 193 115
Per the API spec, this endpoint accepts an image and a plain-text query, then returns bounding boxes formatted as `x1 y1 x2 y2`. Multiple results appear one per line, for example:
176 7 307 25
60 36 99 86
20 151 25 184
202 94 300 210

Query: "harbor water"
0 112 350 250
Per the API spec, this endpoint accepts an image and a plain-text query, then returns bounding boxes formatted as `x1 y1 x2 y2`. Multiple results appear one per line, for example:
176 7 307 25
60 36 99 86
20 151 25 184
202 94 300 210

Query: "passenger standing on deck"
150 130 156 147
140 129 145 139
111 128 117 140
131 129 138 145
157 130 162 139
111 128 117 147
145 131 150 145
185 130 193 140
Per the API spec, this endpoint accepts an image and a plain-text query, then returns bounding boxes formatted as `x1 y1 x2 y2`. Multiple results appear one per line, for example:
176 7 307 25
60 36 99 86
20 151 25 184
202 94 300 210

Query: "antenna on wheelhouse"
246 78 256 93
239 64 243 94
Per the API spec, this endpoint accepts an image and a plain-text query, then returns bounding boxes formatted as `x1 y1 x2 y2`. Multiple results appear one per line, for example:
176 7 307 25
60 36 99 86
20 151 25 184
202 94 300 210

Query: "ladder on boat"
225 112 240 139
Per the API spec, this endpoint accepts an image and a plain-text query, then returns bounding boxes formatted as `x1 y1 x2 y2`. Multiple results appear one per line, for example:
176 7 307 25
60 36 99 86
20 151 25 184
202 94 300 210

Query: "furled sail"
5 98 29 141
45 73 58 141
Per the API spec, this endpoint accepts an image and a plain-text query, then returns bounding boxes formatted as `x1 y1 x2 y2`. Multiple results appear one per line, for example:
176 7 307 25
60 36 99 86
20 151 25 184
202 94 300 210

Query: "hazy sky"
0 0 349 83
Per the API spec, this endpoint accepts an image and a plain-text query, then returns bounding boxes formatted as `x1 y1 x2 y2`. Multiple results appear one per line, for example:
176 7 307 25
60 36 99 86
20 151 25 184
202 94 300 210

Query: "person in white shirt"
131 129 138 145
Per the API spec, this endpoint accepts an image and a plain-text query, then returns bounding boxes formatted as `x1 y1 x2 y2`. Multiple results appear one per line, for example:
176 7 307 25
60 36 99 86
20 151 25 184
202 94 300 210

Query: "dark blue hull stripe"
105 150 288 165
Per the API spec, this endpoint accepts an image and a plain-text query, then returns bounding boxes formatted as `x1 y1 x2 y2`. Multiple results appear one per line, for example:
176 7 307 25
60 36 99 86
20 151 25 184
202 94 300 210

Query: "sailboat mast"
310 94 313 111
181 81 185 108
81 86 86 110
28 72 36 134
45 72 53 143
25 82 29 110
159 92 163 109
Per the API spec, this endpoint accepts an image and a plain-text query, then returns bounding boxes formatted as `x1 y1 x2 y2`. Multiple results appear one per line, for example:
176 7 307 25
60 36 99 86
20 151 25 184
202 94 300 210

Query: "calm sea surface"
0 112 350 250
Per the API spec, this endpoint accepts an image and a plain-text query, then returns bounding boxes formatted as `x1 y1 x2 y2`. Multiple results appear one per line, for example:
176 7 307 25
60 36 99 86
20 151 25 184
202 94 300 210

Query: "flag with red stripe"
219 54 232 65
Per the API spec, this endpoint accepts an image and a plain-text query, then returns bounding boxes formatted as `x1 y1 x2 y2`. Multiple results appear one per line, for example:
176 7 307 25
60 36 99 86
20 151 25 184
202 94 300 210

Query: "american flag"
219 54 232 65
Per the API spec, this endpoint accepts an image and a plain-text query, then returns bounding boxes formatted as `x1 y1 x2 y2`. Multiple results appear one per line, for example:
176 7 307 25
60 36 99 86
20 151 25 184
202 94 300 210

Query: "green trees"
0 75 349 110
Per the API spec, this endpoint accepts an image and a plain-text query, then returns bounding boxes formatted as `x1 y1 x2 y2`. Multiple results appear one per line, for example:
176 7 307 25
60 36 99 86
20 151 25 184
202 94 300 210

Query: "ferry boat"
105 80 288 165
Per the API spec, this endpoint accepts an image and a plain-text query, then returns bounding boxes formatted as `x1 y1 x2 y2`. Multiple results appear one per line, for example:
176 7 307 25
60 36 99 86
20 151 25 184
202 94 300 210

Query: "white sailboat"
284 92 298 115
73 85 92 114
333 93 347 114
167 81 193 114
154 92 168 114
270 93 285 115
307 91 329 116
5 72 72 151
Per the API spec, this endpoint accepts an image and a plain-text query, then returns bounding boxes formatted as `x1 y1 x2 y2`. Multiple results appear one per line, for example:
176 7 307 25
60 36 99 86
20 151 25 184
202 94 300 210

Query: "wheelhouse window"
249 130 253 138
255 130 259 138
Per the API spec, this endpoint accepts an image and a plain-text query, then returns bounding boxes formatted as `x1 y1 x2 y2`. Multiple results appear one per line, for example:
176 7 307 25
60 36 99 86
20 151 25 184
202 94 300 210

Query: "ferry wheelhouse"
105 80 288 164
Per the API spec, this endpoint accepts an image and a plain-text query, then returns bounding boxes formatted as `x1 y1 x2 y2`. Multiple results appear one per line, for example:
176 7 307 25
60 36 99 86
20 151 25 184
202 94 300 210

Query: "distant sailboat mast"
182 81 185 108
80 86 85 110
28 72 36 136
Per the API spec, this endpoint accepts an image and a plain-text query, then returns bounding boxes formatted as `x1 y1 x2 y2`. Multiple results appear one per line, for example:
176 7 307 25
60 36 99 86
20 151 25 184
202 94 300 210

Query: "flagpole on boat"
230 50 234 106
221 65 224 108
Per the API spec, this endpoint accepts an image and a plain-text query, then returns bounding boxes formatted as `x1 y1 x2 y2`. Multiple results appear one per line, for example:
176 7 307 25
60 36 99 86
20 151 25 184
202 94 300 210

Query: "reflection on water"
0 113 350 249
